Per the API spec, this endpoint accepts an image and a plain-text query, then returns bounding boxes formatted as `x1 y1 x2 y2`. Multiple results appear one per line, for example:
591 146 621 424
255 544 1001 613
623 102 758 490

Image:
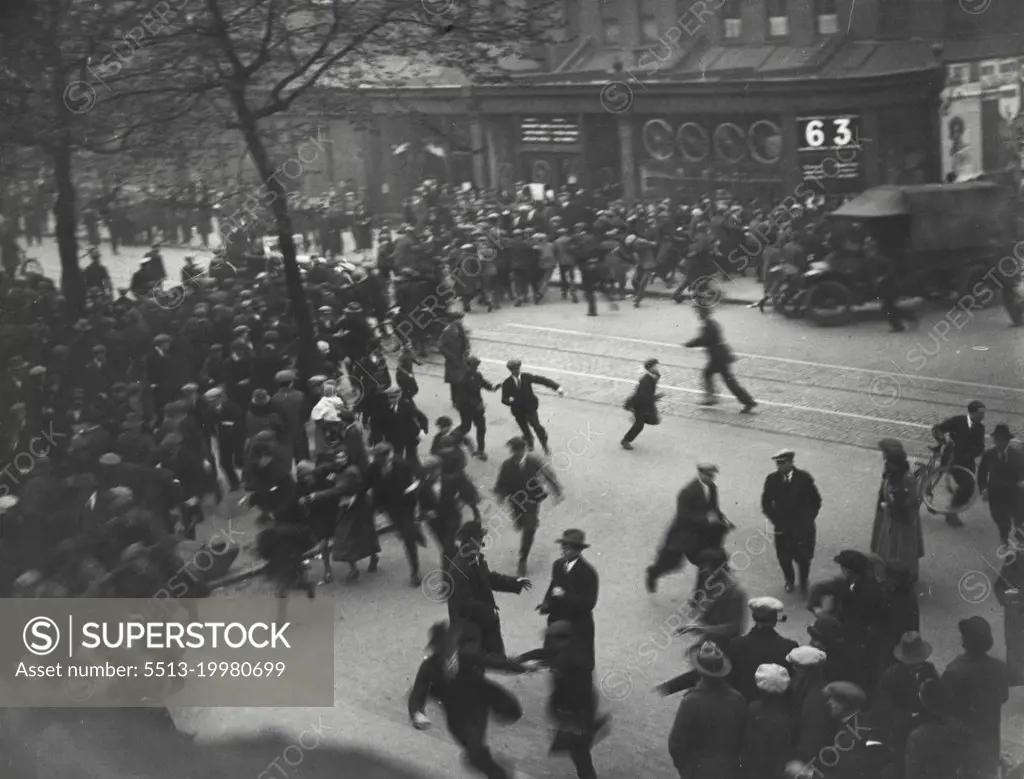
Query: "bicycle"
913 440 979 516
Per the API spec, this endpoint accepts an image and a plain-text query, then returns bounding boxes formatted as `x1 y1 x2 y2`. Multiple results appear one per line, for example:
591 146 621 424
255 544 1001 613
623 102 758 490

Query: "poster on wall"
940 95 983 181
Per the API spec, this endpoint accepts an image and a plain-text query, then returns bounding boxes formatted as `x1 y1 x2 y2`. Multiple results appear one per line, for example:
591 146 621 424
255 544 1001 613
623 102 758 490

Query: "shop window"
723 0 742 39
877 0 908 38
640 0 660 42
815 0 838 34
767 0 788 37
600 0 622 45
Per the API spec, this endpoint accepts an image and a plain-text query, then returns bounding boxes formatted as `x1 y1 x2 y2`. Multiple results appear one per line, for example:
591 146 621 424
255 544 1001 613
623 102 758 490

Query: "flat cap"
98 453 122 466
372 442 393 456
506 359 522 370
202 387 225 400
833 549 870 573
0 495 19 511
28 365 46 376
749 597 786 620
275 370 296 384
786 646 827 667
308 375 328 385
967 400 985 412
823 681 867 710
696 463 718 474
754 664 790 694
771 449 795 461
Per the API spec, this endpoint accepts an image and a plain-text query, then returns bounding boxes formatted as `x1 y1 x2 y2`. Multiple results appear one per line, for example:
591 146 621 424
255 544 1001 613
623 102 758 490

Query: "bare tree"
149 0 560 380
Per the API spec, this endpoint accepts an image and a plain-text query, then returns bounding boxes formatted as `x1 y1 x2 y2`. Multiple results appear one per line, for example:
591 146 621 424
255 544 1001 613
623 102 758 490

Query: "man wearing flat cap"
201 387 245 491
500 359 564 455
785 645 837 771
370 385 428 465
978 423 1024 545
272 370 309 463
647 463 732 594
494 436 564 576
727 596 798 702
438 311 470 407
761 449 822 594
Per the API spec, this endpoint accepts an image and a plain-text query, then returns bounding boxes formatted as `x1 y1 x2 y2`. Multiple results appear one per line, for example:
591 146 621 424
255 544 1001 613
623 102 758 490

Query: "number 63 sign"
797 115 861 152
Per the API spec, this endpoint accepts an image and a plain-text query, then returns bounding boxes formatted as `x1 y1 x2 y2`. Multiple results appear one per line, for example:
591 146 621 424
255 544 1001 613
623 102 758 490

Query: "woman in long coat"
870 443 924 582
328 448 380 581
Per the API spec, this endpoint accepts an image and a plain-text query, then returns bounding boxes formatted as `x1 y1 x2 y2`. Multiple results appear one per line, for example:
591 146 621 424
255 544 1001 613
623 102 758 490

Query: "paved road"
22 237 1024 775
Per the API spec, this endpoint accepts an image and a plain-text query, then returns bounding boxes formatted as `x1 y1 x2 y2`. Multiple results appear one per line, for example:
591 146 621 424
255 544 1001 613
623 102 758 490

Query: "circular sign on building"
642 119 676 161
748 120 783 164
677 122 710 162
713 122 747 163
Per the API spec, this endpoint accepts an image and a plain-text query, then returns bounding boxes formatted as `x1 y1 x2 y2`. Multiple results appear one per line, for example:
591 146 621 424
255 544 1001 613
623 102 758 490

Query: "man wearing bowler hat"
761 448 822 594
538 529 599 671
667 641 747 779
647 463 733 594
978 423 1024 545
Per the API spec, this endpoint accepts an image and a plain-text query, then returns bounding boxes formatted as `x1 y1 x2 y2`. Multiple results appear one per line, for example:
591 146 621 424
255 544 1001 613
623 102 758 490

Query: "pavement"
18 236 1024 776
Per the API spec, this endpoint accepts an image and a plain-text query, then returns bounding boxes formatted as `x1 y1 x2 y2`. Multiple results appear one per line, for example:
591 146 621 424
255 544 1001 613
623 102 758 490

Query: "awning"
832 187 909 218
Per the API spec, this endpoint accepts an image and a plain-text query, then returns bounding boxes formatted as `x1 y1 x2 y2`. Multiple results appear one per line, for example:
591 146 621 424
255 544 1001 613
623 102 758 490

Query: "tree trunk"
237 120 317 382
52 139 82 313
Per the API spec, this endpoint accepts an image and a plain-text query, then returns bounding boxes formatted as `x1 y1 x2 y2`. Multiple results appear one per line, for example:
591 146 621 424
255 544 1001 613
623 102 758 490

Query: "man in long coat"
647 463 732 594
760 448 822 594
438 312 470 406
447 521 532 657
668 641 747 779
538 529 599 672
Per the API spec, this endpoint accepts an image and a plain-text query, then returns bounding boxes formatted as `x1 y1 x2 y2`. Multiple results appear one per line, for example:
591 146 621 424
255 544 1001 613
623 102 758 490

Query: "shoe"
945 514 964 528
784 582 795 593
410 574 422 588
321 569 333 585
645 566 657 594
621 440 634 450
698 398 718 406
587 311 597 316
473 451 488 461
346 569 360 582
517 561 527 577
541 443 550 456
741 401 758 414
571 296 579 304
368 554 379 573
633 300 641 308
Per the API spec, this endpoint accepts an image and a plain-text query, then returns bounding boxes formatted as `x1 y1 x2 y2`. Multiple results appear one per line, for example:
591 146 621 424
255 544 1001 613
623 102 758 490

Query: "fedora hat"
893 631 932 664
557 529 590 549
688 641 732 677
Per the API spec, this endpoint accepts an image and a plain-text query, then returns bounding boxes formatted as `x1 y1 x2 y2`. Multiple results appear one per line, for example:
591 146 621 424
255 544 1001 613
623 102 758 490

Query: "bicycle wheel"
919 464 978 515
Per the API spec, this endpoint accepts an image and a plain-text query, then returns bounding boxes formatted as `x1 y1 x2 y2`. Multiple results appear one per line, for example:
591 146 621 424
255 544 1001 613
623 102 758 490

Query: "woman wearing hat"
873 631 936 756
740 664 794 779
870 439 924 582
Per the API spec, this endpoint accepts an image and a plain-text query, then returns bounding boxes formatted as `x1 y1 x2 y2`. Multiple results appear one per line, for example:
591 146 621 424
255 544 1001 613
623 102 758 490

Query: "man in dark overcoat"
683 306 756 413
760 448 822 594
667 641 747 779
978 423 1024 545
446 521 532 657
370 385 428 464
438 311 469 406
365 441 424 587
727 597 798 703
538 529 599 672
646 463 732 594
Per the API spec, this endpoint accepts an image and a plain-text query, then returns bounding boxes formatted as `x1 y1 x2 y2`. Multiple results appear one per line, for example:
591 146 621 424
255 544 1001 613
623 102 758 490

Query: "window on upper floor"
767 0 788 37
878 0 909 38
815 0 838 35
600 0 622 45
723 0 742 39
640 0 660 42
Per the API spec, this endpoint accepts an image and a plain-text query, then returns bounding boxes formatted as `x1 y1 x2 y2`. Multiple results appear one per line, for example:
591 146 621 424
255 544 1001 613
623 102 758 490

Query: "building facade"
218 0 1024 210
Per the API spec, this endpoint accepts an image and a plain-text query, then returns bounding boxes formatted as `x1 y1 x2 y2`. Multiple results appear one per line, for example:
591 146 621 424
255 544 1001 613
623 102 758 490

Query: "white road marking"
507 323 1024 395
472 357 931 430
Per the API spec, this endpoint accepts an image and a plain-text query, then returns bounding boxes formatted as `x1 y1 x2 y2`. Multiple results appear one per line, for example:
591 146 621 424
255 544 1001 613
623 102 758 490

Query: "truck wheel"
806 281 853 326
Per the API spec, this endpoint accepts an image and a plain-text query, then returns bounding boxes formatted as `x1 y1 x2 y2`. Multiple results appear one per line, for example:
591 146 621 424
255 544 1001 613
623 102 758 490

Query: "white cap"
755 664 790 693
787 646 827 667
0 495 19 511
771 449 796 461
749 596 785 615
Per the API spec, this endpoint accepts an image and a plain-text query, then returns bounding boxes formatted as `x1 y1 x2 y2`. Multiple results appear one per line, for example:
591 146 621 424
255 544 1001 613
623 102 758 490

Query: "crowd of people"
0 176 1021 778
